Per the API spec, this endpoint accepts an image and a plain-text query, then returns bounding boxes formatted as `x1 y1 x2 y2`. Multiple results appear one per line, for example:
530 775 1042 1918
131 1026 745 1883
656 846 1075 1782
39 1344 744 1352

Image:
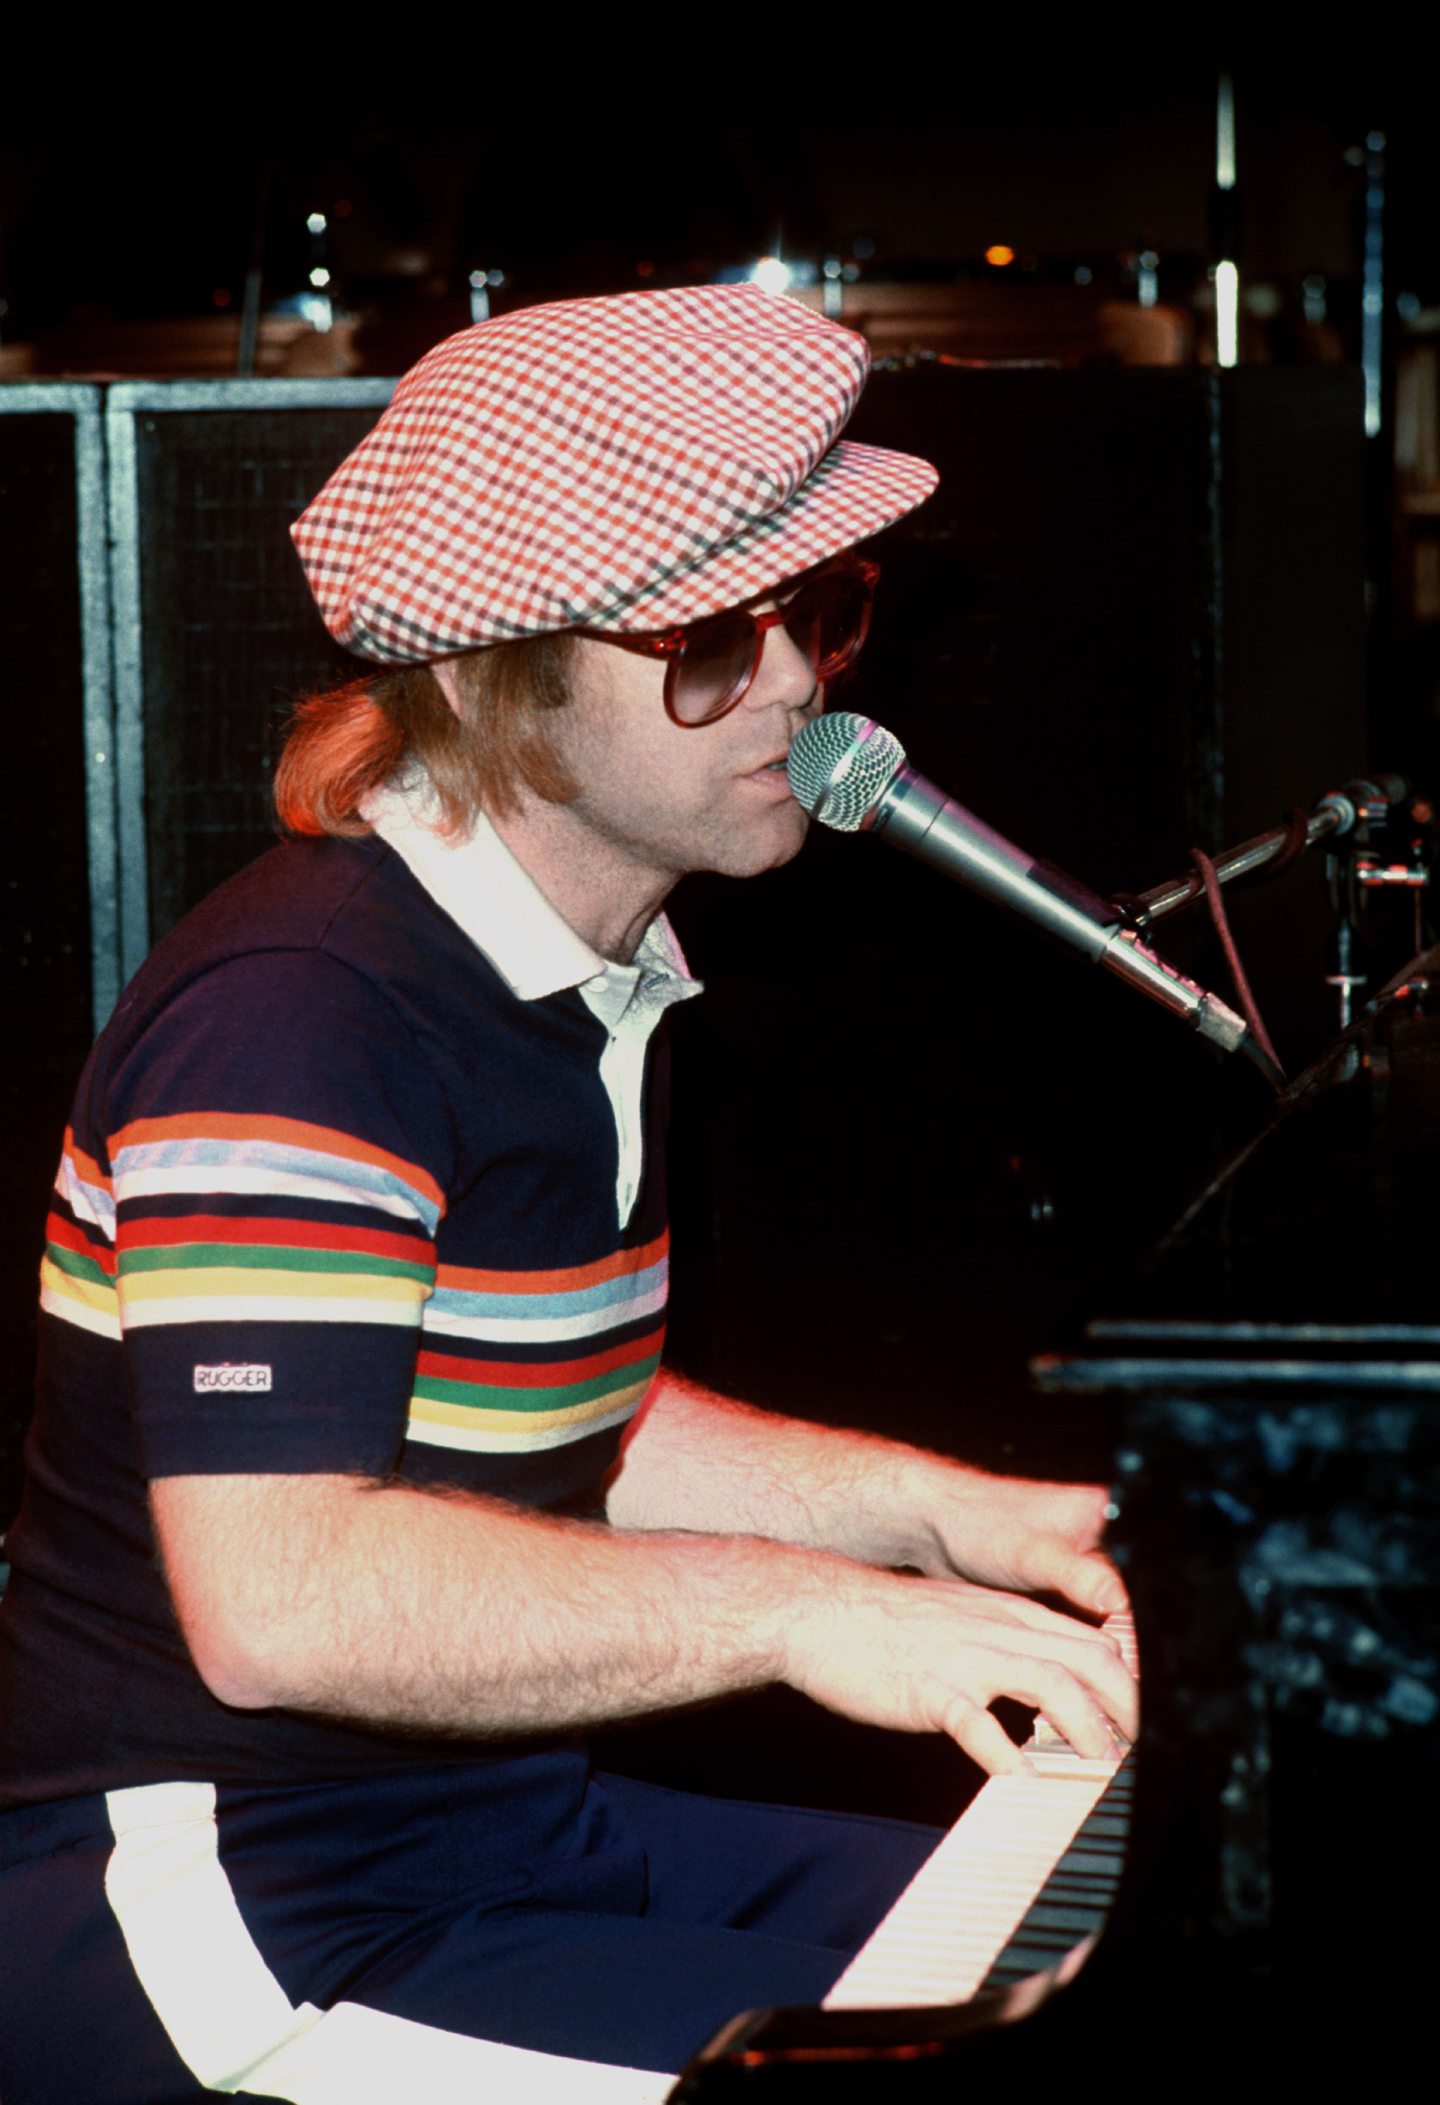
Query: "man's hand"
781 1562 1136 1778
901 1469 1126 1620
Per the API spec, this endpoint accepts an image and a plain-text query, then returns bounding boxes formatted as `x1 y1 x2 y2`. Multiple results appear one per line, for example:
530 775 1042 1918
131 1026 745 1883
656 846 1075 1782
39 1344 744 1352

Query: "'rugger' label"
193 1364 273 1392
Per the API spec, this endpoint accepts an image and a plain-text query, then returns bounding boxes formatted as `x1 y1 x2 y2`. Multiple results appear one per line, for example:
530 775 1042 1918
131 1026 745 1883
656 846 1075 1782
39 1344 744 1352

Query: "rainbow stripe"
407 1324 664 1453
103 1116 441 1334
40 1230 121 1340
40 1132 122 1338
427 1232 668 1346
404 1234 668 1452
115 1208 434 1331
41 1120 666 1455
54 1129 116 1235
110 1113 445 1231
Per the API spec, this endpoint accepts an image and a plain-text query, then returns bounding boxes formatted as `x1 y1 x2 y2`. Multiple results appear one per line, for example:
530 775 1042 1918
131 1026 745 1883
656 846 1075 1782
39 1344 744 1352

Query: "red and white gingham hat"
292 284 938 662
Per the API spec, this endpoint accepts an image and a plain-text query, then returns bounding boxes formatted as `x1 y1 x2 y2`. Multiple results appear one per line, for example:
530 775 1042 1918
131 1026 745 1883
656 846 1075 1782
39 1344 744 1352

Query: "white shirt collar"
360 775 698 1008
361 776 701 1230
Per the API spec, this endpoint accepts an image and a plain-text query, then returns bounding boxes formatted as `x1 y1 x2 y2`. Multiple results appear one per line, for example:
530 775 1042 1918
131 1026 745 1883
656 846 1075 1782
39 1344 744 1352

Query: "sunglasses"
582 557 880 727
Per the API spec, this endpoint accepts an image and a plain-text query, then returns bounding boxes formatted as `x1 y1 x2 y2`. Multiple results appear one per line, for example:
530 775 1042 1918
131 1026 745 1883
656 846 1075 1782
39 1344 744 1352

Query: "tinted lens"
791 568 872 678
668 612 761 725
666 564 874 725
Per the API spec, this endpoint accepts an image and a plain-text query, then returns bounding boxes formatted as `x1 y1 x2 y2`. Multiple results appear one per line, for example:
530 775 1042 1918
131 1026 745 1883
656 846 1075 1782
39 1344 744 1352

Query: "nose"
746 619 820 717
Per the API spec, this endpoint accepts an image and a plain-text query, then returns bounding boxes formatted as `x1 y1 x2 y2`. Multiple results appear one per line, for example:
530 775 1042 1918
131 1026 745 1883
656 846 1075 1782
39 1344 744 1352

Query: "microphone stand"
1116 778 1429 1035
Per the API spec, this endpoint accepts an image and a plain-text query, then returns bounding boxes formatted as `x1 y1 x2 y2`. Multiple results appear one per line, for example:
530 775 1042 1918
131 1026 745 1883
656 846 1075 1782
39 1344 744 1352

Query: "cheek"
583 727 702 815
559 724 713 854
562 648 687 785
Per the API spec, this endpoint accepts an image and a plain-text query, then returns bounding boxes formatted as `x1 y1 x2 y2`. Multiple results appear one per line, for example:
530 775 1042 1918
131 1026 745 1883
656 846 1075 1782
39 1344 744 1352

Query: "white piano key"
823 1614 1136 2011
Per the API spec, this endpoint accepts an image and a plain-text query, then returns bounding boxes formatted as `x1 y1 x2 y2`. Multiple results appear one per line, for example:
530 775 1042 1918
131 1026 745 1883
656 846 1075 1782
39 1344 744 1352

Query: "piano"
672 953 1440 2093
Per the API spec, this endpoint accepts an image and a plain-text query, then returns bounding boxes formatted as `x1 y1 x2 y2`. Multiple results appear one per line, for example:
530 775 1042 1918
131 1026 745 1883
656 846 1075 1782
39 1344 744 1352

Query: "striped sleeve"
39 1131 120 1340
87 953 453 1479
112 1114 441 1333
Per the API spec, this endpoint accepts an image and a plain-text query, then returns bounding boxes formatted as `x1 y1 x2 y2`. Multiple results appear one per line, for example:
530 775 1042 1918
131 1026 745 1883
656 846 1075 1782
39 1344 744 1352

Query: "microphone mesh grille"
786 713 907 832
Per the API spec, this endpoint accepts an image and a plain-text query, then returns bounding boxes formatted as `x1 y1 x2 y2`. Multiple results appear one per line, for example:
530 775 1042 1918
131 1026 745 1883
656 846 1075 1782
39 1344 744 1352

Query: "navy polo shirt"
0 827 694 1805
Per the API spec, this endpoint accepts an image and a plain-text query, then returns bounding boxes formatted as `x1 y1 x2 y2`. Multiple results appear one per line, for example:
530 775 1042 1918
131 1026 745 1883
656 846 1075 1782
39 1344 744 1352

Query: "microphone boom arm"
1121 779 1407 931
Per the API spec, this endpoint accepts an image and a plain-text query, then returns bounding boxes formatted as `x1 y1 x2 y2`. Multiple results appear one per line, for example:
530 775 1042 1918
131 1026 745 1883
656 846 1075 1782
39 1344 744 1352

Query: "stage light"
750 256 793 294
1215 76 1236 192
985 245 1016 268
1215 260 1239 368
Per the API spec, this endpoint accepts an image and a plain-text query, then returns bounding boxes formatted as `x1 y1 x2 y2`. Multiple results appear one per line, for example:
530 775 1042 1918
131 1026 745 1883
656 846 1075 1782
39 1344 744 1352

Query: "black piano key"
1019 1903 1107 1937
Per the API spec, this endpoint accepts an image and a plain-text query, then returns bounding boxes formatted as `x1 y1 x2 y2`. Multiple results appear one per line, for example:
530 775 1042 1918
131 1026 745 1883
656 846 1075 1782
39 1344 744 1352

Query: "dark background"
4 68 1438 321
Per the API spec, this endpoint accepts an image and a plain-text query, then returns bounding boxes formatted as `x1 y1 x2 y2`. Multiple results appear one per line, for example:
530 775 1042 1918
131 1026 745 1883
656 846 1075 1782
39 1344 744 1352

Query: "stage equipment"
1 379 393 1530
99 380 394 998
1121 775 1408 925
790 710 1431 1077
1120 771 1430 1033
836 364 1369 1060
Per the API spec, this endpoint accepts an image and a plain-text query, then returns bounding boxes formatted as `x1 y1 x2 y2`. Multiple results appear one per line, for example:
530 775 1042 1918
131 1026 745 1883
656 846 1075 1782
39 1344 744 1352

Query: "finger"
1063 1638 1140 1742
988 1480 1110 1554
940 1695 1027 1777
1023 1664 1126 1760
984 1625 1138 1743
1045 1483 1110 1551
1016 1540 1128 1619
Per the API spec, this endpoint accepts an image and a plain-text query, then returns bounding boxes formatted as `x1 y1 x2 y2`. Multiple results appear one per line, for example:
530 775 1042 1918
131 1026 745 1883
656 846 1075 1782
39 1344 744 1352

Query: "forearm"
607 1369 960 1567
152 1466 1137 1773
153 1470 805 1735
608 1370 1124 1615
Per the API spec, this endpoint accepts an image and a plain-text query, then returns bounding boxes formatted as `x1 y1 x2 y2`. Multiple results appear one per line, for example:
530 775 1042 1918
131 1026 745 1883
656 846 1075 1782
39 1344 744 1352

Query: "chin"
712 811 811 880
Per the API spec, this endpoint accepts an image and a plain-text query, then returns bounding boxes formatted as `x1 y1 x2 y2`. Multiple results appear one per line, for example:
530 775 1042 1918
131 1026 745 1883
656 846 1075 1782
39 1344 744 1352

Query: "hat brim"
596 440 938 634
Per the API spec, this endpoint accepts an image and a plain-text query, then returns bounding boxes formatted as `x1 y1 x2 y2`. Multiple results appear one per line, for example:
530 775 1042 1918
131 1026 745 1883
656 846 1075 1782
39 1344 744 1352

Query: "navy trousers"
0 1750 942 2103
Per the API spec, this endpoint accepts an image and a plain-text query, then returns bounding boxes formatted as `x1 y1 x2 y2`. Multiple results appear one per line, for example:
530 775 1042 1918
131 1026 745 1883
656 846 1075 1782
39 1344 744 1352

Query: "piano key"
979 1757 1134 1991
821 1614 1136 2012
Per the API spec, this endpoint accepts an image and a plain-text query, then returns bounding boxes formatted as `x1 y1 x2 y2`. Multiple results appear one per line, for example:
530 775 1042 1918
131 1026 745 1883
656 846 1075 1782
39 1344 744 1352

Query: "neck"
490 802 673 964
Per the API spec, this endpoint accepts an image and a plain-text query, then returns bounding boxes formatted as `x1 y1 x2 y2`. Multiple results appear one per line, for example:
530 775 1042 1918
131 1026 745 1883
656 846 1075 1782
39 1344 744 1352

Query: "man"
0 285 1134 2103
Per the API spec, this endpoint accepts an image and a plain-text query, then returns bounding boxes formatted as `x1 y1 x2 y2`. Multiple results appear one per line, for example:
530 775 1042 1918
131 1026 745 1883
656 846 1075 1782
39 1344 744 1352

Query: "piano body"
674 959 1440 2093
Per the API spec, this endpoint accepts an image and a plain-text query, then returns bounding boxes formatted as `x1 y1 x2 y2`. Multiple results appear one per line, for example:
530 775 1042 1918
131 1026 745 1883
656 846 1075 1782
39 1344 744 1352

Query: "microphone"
788 712 1274 1077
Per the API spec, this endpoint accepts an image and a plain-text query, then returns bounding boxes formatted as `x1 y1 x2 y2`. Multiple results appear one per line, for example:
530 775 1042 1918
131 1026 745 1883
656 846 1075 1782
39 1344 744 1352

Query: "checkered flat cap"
292 284 938 662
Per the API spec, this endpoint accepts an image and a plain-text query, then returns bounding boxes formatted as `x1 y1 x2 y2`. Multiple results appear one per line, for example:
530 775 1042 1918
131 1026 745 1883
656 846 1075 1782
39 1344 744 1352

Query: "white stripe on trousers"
104 1780 675 2104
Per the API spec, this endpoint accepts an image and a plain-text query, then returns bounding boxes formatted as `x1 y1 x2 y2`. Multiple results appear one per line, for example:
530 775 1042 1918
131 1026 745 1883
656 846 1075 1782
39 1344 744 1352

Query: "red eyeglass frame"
575 556 880 727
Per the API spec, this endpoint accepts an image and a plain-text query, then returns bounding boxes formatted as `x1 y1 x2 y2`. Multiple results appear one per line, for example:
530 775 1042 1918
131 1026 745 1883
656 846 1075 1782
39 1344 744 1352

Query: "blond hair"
274 636 578 840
